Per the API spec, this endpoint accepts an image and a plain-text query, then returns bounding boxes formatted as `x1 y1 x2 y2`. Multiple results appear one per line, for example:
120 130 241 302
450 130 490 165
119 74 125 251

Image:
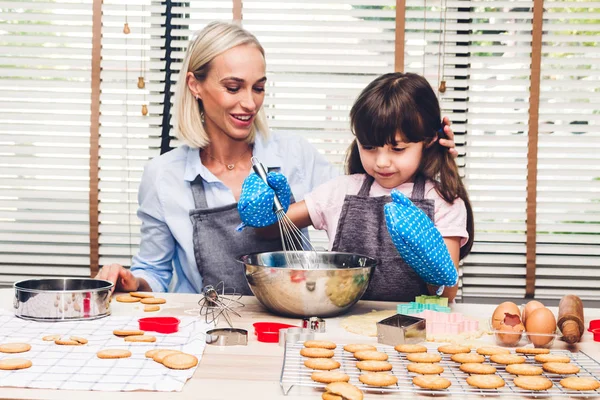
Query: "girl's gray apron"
188 175 284 295
331 174 434 302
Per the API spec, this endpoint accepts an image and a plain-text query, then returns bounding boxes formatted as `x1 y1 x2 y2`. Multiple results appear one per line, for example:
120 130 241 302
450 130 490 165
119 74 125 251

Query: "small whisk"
251 157 318 269
197 281 244 328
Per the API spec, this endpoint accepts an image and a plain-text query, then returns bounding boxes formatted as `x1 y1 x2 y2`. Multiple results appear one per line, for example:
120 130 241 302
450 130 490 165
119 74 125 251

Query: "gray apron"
189 174 285 295
331 175 434 302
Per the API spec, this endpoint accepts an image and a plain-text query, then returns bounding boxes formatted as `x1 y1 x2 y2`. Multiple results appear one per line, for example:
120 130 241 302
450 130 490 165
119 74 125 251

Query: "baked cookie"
476 347 510 356
124 335 156 343
97 349 132 359
513 376 553 391
304 340 337 350
413 375 451 390
394 344 427 353
353 350 388 361
355 360 393 372
311 371 350 384
145 349 161 358
0 358 32 370
543 362 580 375
162 353 198 370
55 339 82 346
324 382 363 400
515 347 550 355
560 377 600 391
459 363 496 375
113 329 145 337
406 353 442 363
153 350 182 363
42 335 61 342
450 353 485 364
0 343 31 353
489 354 525 365
144 305 160 312
300 348 335 358
322 394 342 400
438 345 470 354
141 297 166 305
70 336 88 345
115 295 140 303
535 354 571 363
129 292 154 298
304 358 340 370
505 364 543 376
466 374 505 389
359 372 398 387
344 344 377 353
407 363 444 375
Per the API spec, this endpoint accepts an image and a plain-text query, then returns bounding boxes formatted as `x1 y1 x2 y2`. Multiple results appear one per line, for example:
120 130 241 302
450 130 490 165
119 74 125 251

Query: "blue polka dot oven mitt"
384 189 458 288
237 172 291 228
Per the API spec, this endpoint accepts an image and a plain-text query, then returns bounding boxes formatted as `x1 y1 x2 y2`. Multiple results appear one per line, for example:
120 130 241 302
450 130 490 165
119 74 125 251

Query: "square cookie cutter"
376 313 426 346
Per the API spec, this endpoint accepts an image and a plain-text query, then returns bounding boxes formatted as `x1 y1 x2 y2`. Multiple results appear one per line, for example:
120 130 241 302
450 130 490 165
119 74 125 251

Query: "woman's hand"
440 116 458 159
95 263 140 294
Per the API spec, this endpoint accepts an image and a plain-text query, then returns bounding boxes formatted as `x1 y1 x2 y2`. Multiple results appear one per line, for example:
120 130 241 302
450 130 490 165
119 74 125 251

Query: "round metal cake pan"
13 278 113 321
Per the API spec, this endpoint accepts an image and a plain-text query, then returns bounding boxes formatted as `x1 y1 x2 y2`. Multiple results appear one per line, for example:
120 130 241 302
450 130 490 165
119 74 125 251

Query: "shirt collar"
183 133 283 183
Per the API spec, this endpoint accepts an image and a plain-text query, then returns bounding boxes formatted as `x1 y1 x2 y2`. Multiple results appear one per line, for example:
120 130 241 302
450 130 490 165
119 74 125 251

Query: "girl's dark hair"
346 72 474 259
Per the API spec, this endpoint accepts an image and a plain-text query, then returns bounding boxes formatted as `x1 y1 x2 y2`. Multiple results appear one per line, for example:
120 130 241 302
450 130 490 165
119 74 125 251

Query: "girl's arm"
255 200 313 239
427 236 461 302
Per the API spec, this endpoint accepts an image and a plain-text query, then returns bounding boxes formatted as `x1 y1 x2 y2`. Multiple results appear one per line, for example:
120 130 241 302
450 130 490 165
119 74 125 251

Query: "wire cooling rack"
280 342 600 398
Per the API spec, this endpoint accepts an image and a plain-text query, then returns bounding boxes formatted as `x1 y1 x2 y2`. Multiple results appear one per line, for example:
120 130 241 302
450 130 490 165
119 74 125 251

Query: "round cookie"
97 349 132 359
300 348 335 358
516 347 550 355
55 339 82 346
325 382 363 400
535 354 571 363
145 349 161 358
353 350 388 361
115 295 140 303
322 394 343 400
505 364 543 376
450 353 485 364
141 297 166 305
113 329 145 337
513 376 553 391
476 347 510 356
344 344 377 353
359 372 398 387
153 350 182 363
413 375 451 390
459 363 496 375
304 340 337 350
490 354 525 365
70 336 88 345
355 360 393 372
129 292 154 298
560 377 600 391
407 363 444 375
466 374 505 389
543 362 580 375
0 358 32 370
395 344 427 353
124 335 156 343
42 335 61 342
162 352 198 370
304 358 340 370
406 353 442 363
311 371 350 384
438 345 470 354
144 305 160 312
0 343 31 354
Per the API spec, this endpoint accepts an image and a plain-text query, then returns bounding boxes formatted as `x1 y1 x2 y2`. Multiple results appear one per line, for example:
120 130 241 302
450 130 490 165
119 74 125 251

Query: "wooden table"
1 289 600 399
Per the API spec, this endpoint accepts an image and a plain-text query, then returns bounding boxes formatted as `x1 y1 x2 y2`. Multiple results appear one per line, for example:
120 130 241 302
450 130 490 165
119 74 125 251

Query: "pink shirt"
304 174 469 250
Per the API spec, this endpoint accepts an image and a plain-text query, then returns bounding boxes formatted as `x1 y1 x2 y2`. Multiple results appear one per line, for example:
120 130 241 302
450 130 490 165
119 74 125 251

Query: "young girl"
239 72 474 302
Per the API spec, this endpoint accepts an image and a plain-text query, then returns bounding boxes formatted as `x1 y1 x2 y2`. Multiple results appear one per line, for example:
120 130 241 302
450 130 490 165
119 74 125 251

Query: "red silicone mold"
588 319 600 332
591 328 600 342
253 322 297 343
139 317 180 334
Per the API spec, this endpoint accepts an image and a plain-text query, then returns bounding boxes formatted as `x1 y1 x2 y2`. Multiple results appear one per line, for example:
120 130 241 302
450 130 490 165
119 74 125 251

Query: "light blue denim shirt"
130 132 339 293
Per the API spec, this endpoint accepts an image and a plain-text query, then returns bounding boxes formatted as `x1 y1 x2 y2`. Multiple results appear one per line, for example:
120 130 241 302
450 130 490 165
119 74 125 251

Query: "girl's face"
358 132 425 189
189 44 266 141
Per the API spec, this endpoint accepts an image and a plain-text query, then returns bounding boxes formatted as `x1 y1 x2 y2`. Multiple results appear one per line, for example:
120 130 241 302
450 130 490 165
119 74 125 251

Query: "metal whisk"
197 281 244 328
251 157 318 269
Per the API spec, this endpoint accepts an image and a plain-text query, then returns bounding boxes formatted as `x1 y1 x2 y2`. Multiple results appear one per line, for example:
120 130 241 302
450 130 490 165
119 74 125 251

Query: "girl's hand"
238 172 291 227
95 263 140 294
440 116 458 159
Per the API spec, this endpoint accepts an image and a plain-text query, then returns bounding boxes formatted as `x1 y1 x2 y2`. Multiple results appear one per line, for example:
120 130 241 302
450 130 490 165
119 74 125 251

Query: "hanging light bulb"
137 76 145 89
141 104 148 116
439 80 447 93
123 23 131 34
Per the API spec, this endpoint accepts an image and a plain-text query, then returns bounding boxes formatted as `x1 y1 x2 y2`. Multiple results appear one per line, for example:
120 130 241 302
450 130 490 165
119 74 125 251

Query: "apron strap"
411 174 427 200
190 176 209 209
357 175 375 196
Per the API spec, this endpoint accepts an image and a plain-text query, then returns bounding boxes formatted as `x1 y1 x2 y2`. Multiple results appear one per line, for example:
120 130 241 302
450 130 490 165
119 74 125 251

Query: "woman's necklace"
203 146 252 171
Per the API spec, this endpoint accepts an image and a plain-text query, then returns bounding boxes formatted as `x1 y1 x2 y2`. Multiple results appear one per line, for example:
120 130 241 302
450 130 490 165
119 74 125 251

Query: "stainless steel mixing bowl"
238 251 377 318
13 278 113 321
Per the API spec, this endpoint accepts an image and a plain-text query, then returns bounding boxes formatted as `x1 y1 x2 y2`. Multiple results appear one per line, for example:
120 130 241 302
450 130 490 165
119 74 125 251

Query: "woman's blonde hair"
174 21 269 148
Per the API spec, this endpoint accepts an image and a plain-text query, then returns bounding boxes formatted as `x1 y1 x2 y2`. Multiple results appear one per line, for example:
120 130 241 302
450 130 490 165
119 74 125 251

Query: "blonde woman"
96 21 457 294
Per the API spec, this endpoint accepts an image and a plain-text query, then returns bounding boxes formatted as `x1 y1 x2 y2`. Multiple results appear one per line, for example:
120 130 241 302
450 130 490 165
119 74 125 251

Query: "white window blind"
534 1 600 300
0 0 94 286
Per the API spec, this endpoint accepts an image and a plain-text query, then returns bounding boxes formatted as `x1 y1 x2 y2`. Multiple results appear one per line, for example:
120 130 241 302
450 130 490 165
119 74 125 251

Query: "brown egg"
497 312 525 346
522 300 545 325
525 307 557 348
492 302 521 329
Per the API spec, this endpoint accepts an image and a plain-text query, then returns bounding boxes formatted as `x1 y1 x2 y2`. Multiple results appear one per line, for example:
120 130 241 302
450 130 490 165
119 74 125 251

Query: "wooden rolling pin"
558 294 584 344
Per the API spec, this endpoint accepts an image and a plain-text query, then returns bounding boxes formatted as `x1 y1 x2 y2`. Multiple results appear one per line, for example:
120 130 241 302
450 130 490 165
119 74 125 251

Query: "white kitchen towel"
0 310 211 391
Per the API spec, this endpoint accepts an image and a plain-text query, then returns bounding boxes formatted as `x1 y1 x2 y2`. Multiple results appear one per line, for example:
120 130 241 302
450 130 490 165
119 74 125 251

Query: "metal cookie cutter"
376 313 426 346
302 316 326 333
279 327 314 347
206 328 248 346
